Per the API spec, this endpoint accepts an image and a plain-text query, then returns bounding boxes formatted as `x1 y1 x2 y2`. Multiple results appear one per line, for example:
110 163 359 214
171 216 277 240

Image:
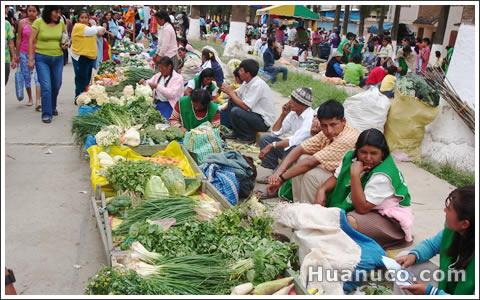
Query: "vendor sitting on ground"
169 88 220 132
197 48 224 87
177 37 195 53
395 45 415 76
363 65 388 88
380 66 398 98
254 34 267 56
315 128 414 250
139 56 184 119
266 100 359 203
177 46 202 84
393 185 475 295
220 59 275 144
184 68 217 101
343 54 365 86
256 88 315 191
325 51 344 78
263 38 288 84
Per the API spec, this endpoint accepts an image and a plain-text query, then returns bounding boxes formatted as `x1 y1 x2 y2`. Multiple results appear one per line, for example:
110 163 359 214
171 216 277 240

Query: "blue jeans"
264 65 288 83
35 52 64 120
72 55 96 98
259 134 296 170
19 52 39 88
381 89 395 98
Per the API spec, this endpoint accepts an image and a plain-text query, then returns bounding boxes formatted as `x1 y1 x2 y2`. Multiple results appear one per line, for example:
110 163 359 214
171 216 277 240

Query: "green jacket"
178 96 217 131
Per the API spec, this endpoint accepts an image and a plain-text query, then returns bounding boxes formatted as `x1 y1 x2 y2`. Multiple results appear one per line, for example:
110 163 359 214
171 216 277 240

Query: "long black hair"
199 68 214 86
157 56 174 86
191 89 212 108
353 128 390 161
41 5 63 24
155 10 177 39
201 48 216 62
446 185 475 270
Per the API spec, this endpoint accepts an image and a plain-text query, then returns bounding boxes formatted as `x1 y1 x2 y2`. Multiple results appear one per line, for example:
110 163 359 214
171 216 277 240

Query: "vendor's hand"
266 181 282 195
268 171 282 185
395 254 417 269
221 82 233 95
180 127 188 133
281 102 291 116
28 58 34 70
399 280 428 295
259 144 273 161
310 117 321 136
350 160 370 177
314 188 327 206
139 78 146 85
148 82 157 89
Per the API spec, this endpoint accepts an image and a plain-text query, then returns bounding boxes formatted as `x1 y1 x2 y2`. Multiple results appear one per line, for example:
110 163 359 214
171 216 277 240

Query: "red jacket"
102 37 109 62
366 66 386 85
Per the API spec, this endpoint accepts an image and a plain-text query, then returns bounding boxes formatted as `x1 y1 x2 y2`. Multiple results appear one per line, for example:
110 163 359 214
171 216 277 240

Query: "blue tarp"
368 23 413 35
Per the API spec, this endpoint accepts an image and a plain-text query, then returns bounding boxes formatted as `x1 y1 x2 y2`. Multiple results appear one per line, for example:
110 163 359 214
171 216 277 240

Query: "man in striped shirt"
266 100 359 204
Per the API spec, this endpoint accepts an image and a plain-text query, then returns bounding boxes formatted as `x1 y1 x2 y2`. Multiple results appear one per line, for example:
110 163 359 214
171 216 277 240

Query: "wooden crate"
92 180 232 265
128 144 206 181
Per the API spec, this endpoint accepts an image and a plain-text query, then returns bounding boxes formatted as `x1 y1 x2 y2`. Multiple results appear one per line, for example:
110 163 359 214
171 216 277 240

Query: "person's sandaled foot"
35 105 42 112
26 100 34 106
254 187 278 200
42 118 51 124
256 175 271 184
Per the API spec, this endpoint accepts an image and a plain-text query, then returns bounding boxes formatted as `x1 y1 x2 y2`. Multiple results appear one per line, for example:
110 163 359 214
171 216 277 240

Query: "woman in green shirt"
28 6 68 123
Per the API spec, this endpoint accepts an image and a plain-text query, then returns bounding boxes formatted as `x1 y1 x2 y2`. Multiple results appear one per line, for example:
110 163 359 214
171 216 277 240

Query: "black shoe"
42 118 52 123
237 139 256 145
224 132 238 140
52 110 58 116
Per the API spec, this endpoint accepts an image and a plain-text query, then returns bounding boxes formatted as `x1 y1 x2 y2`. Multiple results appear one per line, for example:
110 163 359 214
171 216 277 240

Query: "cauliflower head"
123 85 135 98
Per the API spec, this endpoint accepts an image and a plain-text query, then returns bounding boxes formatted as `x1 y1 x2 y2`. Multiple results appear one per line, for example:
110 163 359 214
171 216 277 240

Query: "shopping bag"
15 71 24 101
183 122 223 164
384 89 440 160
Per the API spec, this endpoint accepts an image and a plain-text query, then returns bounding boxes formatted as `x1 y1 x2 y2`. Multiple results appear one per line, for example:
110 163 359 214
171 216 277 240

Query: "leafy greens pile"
394 74 440 107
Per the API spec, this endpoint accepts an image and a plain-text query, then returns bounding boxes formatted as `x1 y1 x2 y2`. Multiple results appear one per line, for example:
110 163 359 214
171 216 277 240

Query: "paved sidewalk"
4 63 105 295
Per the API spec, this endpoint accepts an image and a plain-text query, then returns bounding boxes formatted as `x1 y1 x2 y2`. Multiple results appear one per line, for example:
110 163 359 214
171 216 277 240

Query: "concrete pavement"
4 62 105 295
3 56 457 295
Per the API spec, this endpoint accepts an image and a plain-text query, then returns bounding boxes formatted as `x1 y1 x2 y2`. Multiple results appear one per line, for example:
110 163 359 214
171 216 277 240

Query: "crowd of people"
5 5 472 296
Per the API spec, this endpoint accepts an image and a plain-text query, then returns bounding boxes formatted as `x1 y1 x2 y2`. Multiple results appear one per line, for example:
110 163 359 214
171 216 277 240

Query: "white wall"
399 5 420 24
442 6 463 50
420 24 476 172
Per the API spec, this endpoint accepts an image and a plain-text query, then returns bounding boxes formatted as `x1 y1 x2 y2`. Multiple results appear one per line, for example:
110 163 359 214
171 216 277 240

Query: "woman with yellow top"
71 10 106 103
28 5 69 123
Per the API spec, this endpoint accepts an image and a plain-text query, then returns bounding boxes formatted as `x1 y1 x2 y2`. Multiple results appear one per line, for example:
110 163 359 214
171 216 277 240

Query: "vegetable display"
394 74 440 107
112 39 142 52
141 126 185 144
97 59 118 75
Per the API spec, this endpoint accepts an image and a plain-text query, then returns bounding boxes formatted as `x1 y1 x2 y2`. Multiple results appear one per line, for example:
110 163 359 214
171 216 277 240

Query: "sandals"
35 105 42 112
42 119 51 124
52 110 58 116
26 101 34 106
254 187 278 200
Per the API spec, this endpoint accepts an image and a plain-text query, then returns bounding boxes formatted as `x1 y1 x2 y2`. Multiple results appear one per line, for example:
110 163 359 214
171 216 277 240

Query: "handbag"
15 70 24 101
183 122 223 164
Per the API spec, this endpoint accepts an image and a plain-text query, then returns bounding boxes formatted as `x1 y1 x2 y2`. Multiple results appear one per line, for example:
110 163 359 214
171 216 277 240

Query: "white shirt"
169 15 175 24
288 28 297 41
196 60 212 76
71 25 104 61
236 76 275 127
254 39 264 53
271 107 315 150
186 78 217 97
334 161 396 206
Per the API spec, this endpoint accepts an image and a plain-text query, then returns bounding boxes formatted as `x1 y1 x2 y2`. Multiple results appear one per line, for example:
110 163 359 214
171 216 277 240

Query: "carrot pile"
146 156 180 166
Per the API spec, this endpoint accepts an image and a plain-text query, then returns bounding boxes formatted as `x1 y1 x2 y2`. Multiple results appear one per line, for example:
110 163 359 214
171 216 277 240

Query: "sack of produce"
384 89 440 160
344 86 391 133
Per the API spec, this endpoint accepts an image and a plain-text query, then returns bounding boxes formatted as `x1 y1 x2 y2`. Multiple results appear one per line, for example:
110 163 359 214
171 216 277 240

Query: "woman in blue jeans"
71 10 105 103
28 6 68 123
263 38 288 84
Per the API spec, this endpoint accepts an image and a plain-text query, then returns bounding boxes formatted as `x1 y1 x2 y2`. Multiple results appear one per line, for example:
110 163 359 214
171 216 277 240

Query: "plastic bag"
145 175 169 199
151 141 199 178
183 122 223 164
344 87 391 133
384 89 440 160
15 71 24 101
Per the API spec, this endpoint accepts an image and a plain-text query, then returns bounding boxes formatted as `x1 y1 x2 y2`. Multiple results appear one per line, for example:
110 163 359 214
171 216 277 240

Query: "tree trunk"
391 5 401 41
187 5 201 41
342 5 350 36
429 5 450 65
223 5 247 59
313 5 321 14
333 5 341 30
359 13 365 37
378 6 386 35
